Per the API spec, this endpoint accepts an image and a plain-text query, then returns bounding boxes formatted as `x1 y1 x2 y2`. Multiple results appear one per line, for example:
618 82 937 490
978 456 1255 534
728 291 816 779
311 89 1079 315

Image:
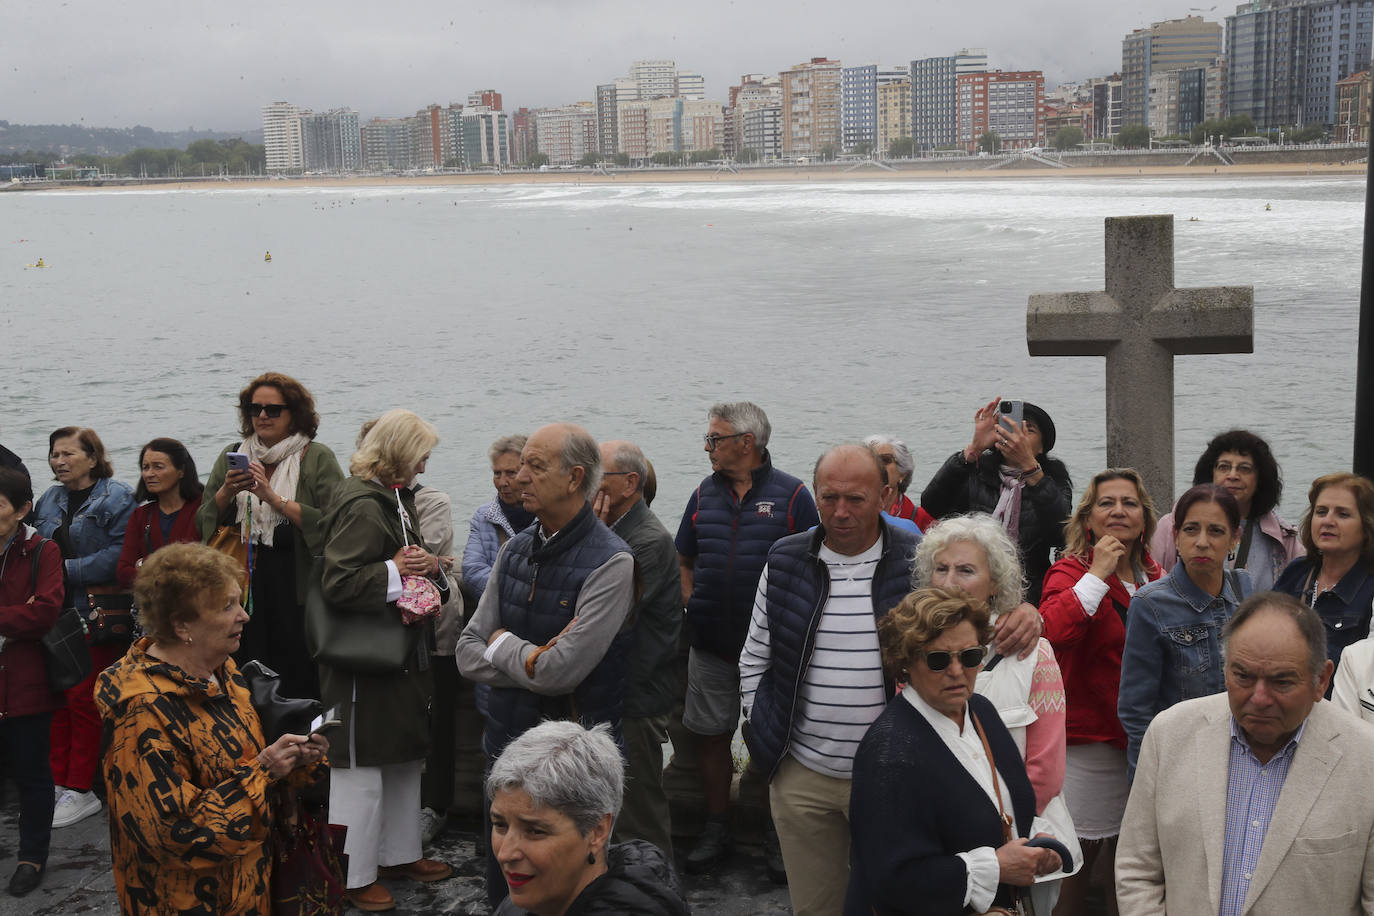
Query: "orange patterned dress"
96 639 276 915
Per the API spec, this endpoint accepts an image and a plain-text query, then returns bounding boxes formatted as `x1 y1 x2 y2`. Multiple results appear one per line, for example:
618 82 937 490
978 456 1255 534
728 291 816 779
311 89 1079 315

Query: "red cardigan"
116 496 204 589
0 528 66 716
1039 551 1161 748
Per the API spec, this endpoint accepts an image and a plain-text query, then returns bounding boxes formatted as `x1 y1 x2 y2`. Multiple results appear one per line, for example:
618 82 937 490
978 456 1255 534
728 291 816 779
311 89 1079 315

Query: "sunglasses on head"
921 646 988 672
247 403 286 418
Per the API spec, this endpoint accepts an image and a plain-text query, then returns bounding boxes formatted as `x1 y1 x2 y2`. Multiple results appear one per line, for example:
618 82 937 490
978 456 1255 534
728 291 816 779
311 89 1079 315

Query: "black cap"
1021 402 1056 454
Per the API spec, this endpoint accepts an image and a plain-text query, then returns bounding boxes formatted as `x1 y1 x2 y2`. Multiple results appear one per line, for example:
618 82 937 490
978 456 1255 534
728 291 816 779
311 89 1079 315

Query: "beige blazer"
1117 693 1374 916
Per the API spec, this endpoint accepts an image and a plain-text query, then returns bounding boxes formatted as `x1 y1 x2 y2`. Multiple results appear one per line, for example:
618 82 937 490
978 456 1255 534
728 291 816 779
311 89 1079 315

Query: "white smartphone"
310 707 342 736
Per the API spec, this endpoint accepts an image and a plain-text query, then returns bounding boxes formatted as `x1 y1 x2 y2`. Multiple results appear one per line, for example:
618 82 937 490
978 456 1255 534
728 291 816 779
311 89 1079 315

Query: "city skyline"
7 0 1211 132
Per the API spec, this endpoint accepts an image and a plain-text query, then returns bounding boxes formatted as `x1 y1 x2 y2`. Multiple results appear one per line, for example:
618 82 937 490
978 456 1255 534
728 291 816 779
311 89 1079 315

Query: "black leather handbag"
239 659 322 743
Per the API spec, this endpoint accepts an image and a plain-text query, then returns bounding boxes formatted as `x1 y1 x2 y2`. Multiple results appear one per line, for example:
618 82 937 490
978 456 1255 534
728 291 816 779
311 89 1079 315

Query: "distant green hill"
0 121 261 158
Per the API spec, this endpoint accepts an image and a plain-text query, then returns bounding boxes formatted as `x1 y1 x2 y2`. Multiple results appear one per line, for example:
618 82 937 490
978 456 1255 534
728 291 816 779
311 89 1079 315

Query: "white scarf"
235 432 309 547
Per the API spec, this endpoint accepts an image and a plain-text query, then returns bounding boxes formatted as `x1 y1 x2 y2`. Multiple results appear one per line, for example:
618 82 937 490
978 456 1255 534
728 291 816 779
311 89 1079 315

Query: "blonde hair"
349 409 439 486
1062 467 1158 564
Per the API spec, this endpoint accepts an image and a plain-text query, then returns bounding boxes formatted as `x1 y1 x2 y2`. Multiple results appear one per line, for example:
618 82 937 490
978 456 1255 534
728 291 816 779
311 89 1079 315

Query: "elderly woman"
1276 472 1374 675
96 543 326 915
0 468 65 897
319 408 452 912
32 425 136 829
1150 429 1302 591
847 588 1066 916
913 515 1076 914
490 720 688 916
1121 485 1250 775
116 437 206 588
1039 468 1161 916
197 372 343 701
865 434 919 523
920 398 1071 604
462 434 532 598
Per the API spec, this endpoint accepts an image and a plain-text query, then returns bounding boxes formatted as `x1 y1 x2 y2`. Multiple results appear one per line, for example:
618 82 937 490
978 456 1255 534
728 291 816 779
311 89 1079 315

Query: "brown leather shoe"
344 882 396 912
376 858 453 882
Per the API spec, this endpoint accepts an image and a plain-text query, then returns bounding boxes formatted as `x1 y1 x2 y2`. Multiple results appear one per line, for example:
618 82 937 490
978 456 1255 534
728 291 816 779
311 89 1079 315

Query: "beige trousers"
769 755 853 916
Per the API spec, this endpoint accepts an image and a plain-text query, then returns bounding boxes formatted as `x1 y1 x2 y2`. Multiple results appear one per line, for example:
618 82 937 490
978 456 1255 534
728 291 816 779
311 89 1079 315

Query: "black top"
54 484 96 559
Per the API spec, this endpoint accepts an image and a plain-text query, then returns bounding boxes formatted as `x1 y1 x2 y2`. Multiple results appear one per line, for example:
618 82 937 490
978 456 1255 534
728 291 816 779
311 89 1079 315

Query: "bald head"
813 443 892 556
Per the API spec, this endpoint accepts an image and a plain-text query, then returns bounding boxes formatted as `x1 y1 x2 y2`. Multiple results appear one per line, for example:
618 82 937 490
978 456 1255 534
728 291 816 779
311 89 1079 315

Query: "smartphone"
226 451 251 473
310 707 342 736
998 400 1024 434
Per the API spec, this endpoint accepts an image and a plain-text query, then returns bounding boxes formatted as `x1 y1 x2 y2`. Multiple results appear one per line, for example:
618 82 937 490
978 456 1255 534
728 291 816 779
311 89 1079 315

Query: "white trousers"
330 760 424 889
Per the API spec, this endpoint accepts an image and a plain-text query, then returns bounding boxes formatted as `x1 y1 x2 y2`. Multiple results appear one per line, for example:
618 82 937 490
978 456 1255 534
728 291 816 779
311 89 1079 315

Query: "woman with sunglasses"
847 587 1068 916
196 372 343 700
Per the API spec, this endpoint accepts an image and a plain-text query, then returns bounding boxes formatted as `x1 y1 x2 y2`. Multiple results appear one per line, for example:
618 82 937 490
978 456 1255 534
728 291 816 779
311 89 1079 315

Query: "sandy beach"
23 158 1367 193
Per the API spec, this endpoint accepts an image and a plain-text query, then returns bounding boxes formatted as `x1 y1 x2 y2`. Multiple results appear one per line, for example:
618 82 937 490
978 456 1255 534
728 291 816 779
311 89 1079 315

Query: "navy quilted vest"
684 454 818 661
745 521 920 781
485 503 633 758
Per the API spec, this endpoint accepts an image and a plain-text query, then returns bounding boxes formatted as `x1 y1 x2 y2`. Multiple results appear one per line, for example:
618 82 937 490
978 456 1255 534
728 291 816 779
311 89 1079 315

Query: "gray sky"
6 0 1216 132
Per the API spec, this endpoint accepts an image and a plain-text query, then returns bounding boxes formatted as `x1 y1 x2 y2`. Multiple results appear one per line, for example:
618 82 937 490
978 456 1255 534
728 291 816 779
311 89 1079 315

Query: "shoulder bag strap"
30 536 49 599
971 708 1014 845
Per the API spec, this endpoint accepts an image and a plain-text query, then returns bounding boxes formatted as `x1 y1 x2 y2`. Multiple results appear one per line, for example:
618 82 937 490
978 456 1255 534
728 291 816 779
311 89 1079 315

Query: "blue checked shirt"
1219 716 1306 916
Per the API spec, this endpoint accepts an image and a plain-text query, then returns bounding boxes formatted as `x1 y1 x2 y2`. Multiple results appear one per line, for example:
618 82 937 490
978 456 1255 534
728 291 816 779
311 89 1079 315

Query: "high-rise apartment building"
630 60 678 99
300 108 361 171
360 117 414 170
956 70 1045 150
742 105 783 160
876 80 912 154
676 70 707 100
617 100 652 159
595 84 620 155
1122 17 1224 127
262 102 307 172
1147 61 1225 136
1227 0 1374 130
910 49 988 151
510 108 538 164
842 64 909 151
725 75 782 156
535 103 599 165
468 90 503 111
462 107 511 167
1091 77 1125 138
781 57 843 156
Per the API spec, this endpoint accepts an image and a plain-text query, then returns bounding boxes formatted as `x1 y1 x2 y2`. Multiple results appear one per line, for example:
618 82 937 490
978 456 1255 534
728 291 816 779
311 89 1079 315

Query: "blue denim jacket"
33 477 136 609
1120 561 1250 775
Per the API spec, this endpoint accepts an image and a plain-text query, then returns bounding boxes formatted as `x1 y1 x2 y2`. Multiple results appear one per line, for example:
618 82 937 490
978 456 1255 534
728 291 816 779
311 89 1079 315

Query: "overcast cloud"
6 0 1216 132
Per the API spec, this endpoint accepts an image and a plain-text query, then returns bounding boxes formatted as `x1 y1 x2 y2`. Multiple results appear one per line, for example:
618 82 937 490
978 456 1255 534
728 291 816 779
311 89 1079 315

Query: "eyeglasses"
703 432 747 451
602 471 635 476
248 403 286 418
1214 461 1255 476
921 646 988 672
878 454 896 464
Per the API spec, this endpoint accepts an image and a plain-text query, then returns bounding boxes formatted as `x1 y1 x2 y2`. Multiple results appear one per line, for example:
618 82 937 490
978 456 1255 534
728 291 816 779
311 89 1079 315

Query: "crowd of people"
3 377 1374 916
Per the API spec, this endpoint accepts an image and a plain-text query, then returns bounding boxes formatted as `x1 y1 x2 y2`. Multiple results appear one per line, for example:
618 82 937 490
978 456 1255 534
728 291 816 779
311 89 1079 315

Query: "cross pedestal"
1027 214 1254 509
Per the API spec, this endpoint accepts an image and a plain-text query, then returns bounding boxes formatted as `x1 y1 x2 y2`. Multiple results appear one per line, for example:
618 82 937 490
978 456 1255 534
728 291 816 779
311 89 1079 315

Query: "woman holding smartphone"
197 372 342 701
920 396 1072 603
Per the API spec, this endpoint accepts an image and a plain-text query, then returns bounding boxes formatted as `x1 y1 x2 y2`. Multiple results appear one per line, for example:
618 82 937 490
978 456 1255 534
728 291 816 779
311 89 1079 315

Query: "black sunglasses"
247 403 286 418
921 646 988 672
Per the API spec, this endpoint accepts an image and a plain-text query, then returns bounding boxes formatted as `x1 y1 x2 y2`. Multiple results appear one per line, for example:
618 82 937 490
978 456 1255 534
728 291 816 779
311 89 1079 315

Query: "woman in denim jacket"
32 426 135 830
1120 484 1249 777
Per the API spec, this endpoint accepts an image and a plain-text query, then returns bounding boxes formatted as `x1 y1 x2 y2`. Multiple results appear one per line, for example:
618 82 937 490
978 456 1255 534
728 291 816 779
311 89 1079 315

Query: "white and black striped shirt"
740 540 888 779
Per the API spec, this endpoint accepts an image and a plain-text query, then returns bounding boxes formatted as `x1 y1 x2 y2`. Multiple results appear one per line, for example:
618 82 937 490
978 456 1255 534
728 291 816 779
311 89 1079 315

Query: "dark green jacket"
196 440 343 605
612 499 682 719
316 476 434 768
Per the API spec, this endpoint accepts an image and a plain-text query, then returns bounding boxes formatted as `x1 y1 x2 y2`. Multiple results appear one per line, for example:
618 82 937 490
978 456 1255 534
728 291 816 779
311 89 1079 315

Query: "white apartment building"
262 101 307 171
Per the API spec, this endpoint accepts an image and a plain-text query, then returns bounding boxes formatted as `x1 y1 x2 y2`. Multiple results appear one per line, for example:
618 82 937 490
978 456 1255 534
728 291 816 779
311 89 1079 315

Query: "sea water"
2 176 1363 533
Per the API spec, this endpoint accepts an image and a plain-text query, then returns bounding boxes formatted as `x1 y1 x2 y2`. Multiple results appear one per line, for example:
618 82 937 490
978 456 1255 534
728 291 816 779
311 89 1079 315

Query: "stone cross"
1027 214 1254 509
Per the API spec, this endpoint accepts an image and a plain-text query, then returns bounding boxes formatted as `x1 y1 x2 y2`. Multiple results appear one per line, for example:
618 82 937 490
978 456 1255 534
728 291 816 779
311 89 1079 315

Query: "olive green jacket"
316 476 435 768
196 440 343 605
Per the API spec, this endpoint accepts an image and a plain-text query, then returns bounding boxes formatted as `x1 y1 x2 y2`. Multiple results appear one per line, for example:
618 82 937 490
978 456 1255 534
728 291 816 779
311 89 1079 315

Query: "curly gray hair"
911 514 1025 620
485 721 624 835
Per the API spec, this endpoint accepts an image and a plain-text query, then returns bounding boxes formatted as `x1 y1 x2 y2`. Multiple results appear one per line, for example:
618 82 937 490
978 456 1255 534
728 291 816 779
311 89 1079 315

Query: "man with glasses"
675 401 819 879
592 439 680 861
739 443 920 916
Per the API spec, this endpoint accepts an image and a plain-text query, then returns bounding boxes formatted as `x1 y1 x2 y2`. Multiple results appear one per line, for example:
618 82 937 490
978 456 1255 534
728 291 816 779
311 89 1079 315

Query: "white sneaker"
52 790 102 829
418 807 448 845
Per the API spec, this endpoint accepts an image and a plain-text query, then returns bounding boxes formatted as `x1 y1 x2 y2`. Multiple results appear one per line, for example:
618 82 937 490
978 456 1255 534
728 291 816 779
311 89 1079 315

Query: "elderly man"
676 401 820 878
593 439 680 860
1117 592 1374 916
739 443 919 916
456 423 635 905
